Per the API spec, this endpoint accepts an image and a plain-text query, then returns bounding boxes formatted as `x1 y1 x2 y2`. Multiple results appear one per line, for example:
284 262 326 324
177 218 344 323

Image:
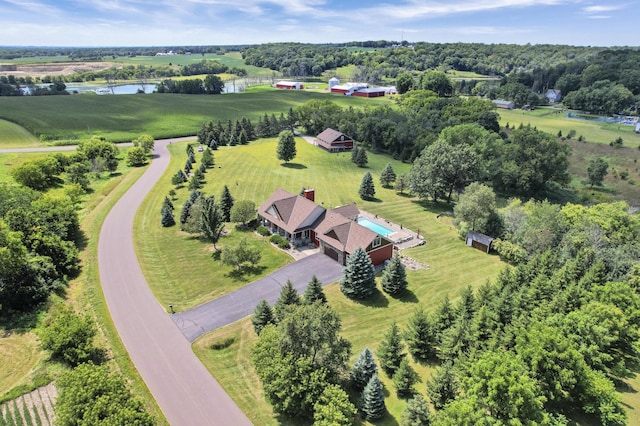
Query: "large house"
315 128 354 152
257 189 393 266
545 89 562 103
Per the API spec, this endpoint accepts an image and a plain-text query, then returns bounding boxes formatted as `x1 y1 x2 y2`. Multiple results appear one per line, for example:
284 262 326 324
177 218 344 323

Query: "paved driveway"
172 253 343 342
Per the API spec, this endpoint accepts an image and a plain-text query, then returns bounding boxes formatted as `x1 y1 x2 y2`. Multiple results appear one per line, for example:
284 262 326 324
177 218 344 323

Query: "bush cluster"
269 234 291 249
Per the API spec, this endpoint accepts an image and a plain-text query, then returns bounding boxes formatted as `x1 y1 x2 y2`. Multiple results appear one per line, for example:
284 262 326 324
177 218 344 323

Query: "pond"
566 112 638 126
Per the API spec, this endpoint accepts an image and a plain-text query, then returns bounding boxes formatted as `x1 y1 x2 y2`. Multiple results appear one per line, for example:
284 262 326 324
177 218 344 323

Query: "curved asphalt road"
98 137 252 426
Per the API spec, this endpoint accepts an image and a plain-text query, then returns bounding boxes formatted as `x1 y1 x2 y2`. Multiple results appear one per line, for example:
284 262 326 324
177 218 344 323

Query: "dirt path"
98 137 251 425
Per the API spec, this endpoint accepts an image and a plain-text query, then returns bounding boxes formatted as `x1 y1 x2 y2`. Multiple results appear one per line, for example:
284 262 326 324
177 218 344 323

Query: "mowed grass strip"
0 333 42 398
498 107 640 147
0 119 42 148
137 138 508 424
0 91 385 143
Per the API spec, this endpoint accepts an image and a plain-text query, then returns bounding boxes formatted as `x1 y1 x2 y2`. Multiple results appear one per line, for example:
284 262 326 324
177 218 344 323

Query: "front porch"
260 217 314 248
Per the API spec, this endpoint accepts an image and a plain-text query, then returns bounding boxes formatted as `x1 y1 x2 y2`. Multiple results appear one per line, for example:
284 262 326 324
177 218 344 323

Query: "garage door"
324 246 339 262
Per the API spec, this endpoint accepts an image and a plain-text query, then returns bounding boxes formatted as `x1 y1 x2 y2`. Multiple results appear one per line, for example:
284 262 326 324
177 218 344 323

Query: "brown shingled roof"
257 188 326 235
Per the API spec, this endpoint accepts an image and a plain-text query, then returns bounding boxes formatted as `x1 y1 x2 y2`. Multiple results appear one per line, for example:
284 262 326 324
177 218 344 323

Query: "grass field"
0 119 42 148
498 107 640 147
0 91 384 143
135 136 506 424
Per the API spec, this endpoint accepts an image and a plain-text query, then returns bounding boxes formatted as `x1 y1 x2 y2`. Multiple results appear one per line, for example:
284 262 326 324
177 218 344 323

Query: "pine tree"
252 300 275 334
229 133 237 146
180 198 193 225
188 152 196 164
377 322 406 375
351 347 378 391
360 374 386 421
340 247 376 299
426 361 458 410
303 275 327 304
359 172 376 200
401 394 431 426
274 280 301 321
393 358 418 397
239 129 248 145
351 145 360 163
219 185 235 222
186 144 194 157
395 173 408 194
406 307 437 361
433 295 456 342
172 169 186 186
188 175 202 190
184 159 192 174
355 146 368 167
201 148 214 168
381 253 408 296
162 196 174 212
160 205 175 227
380 162 397 187
276 130 297 163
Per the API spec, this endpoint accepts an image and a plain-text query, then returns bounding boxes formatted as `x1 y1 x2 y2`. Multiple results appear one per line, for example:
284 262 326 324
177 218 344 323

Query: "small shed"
465 231 494 254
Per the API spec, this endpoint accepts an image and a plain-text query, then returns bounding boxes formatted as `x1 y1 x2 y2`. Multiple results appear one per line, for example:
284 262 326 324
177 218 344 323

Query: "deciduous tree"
276 130 297 163
587 158 609 188
230 200 256 226
313 384 357 426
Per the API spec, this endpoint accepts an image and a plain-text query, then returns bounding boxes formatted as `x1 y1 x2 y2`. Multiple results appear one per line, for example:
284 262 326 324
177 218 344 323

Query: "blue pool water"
357 218 393 237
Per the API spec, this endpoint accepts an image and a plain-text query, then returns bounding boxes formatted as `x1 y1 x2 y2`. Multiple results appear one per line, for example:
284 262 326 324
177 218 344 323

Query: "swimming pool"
357 218 393 237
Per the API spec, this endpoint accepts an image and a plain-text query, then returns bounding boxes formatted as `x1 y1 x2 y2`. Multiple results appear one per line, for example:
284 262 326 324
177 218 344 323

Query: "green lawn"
499 107 640 147
0 151 53 182
0 91 385 143
131 136 505 424
0 119 42 148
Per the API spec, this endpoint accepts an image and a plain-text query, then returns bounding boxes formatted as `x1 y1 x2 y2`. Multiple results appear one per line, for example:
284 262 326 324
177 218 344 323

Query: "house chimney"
303 189 315 202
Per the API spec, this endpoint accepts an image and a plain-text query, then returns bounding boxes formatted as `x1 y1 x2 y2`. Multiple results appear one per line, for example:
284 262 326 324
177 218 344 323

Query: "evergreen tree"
286 107 297 130
252 300 276 334
360 374 386 421
395 173 408 194
351 347 378 391
201 195 225 249
184 159 192 174
355 146 368 167
198 162 207 174
239 129 249 145
401 394 431 426
406 307 437 361
219 185 235 222
161 205 175 227
381 253 408 296
172 169 187 186
186 144 194 157
188 152 196 165
340 246 376 299
229 133 237 146
433 295 456 341
274 279 301 321
393 358 418 397
380 162 397 187
180 198 193 225
276 130 297 163
201 148 214 168
377 322 406 375
426 361 458 410
209 139 218 150
351 145 360 163
303 275 327 304
162 196 174 212
269 113 280 136
188 175 202 190
359 171 376 200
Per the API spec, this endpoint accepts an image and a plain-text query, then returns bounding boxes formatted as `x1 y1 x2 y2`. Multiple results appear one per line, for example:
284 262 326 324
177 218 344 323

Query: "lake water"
566 112 638 125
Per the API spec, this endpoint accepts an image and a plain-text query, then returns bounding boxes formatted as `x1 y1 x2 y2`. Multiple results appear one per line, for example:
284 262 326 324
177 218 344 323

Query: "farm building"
330 82 368 95
545 89 562 103
465 231 494 254
315 128 355 152
328 77 340 90
351 87 387 98
493 99 515 110
276 81 303 90
635 122 640 133
257 189 393 266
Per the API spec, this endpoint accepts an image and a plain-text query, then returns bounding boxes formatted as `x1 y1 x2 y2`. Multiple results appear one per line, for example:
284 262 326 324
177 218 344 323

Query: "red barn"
275 81 303 90
352 88 386 98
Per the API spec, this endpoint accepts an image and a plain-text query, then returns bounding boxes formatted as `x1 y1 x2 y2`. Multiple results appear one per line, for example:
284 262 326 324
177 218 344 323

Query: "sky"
0 0 637 47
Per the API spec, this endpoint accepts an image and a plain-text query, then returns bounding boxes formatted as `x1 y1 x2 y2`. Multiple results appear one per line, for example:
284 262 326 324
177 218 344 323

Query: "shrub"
493 239 527 264
269 234 291 249
256 225 271 236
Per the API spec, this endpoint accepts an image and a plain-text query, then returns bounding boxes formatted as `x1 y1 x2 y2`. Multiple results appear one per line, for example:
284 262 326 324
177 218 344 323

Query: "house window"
372 236 381 248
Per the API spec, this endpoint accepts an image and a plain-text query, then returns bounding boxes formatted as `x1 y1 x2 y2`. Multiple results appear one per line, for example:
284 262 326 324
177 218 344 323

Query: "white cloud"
583 5 624 13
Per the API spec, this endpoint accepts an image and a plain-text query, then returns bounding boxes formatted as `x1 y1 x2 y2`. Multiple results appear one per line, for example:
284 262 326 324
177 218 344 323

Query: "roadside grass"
0 119 42 148
150 138 506 424
447 70 497 79
0 149 167 423
0 91 386 143
498 107 640 147
0 151 51 182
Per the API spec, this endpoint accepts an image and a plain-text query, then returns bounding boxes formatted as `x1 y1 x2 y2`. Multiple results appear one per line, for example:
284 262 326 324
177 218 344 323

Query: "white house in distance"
545 89 562 103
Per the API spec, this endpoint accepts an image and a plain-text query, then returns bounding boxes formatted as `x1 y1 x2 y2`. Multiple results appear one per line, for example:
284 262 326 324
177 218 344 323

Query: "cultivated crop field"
137 137 506 424
0 91 385 143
